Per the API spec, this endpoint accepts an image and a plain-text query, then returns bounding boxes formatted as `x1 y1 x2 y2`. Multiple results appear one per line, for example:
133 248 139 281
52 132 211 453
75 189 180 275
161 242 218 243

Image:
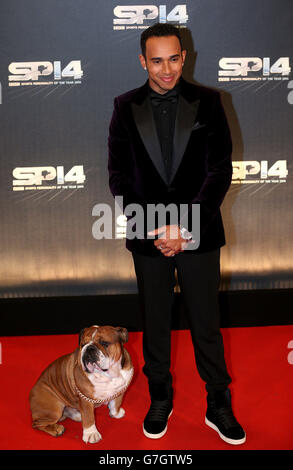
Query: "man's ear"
139 54 147 70
181 50 186 66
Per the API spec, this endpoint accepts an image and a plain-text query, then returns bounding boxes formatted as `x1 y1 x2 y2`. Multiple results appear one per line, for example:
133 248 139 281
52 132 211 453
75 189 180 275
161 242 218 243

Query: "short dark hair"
140 23 183 58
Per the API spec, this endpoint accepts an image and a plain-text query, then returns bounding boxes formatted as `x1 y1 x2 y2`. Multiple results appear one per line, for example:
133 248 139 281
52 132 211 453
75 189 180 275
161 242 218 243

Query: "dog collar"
74 368 134 405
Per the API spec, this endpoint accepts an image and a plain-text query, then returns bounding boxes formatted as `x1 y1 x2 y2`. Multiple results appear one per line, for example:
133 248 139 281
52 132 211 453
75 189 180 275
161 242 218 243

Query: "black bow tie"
150 87 178 106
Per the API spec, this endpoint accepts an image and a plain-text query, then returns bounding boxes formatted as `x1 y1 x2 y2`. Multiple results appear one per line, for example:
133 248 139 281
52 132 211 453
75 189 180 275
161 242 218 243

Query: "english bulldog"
29 325 133 443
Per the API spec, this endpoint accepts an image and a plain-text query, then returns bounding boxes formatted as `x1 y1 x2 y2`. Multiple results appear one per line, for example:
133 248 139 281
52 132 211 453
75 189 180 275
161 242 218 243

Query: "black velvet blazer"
108 78 232 256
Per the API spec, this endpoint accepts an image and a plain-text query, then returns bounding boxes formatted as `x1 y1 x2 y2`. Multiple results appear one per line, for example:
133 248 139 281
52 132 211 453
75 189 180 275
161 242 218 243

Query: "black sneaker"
143 384 173 439
143 399 173 439
205 389 246 445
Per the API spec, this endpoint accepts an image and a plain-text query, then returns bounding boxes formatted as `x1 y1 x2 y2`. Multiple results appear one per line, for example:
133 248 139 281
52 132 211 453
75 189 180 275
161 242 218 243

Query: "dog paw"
109 407 125 419
43 423 65 437
82 424 102 444
56 424 65 436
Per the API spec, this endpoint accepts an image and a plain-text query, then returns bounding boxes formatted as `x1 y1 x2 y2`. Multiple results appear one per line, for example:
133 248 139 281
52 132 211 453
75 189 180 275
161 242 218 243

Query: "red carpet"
0 326 293 450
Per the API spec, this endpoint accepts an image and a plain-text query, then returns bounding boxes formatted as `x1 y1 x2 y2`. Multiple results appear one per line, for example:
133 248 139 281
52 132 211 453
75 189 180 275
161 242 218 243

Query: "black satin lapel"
170 96 200 183
131 98 168 184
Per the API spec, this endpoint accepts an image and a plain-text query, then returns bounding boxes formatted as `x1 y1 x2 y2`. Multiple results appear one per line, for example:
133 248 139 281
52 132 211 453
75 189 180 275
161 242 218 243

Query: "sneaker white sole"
205 416 246 445
143 409 173 439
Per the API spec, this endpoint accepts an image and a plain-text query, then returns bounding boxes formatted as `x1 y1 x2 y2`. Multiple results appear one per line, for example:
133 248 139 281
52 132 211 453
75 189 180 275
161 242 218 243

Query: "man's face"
139 35 186 94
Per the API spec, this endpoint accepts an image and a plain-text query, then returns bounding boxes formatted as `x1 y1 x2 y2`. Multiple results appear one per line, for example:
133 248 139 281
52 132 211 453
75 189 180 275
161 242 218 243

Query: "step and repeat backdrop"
0 0 292 298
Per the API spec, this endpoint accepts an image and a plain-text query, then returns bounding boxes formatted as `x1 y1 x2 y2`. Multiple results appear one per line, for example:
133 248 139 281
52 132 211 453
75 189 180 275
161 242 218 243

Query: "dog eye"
100 340 110 348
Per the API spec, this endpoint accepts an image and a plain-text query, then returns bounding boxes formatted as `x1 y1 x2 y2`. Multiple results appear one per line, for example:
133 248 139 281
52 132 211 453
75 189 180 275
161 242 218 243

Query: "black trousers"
132 248 231 393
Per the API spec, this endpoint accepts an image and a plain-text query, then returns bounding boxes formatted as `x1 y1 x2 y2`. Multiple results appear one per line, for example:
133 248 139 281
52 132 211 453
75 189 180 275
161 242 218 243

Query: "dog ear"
116 327 128 344
78 328 85 346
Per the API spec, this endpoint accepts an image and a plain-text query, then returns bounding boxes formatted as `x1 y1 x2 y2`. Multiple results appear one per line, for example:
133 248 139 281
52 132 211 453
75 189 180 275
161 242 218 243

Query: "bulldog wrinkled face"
79 325 128 375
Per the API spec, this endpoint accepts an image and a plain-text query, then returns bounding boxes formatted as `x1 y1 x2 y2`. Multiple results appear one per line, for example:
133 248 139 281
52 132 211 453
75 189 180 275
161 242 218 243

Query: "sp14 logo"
113 5 188 25
8 60 83 83
232 160 288 182
218 57 291 79
12 165 86 190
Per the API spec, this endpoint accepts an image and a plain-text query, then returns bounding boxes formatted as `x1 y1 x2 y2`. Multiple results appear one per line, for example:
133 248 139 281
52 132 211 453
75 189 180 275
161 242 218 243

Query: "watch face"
180 228 192 240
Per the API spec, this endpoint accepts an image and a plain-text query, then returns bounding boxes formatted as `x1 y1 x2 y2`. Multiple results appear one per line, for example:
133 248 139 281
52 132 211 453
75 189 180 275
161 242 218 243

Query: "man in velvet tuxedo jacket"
108 23 246 445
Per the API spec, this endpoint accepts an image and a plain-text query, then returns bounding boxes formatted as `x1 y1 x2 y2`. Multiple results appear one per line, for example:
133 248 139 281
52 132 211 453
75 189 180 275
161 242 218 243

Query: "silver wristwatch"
179 226 193 241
